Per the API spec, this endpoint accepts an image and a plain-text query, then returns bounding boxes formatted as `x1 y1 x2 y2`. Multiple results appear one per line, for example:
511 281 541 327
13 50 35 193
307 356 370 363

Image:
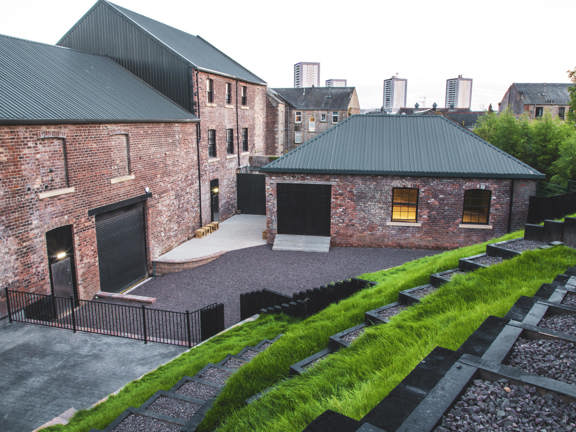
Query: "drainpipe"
194 68 203 226
235 79 241 168
507 179 515 232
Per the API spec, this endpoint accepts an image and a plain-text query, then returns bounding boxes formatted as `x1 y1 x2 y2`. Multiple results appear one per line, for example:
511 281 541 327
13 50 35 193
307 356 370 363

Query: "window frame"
242 128 248 152
295 111 302 123
208 129 217 158
391 187 419 223
332 111 339 123
559 107 566 120
225 82 232 105
535 106 543 118
320 112 327 122
226 128 235 154
241 86 247 105
207 78 214 103
462 189 491 225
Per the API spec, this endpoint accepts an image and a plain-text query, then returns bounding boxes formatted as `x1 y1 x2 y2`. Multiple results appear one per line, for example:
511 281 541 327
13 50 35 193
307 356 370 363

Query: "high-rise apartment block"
383 76 407 113
294 62 320 87
445 75 473 109
326 79 347 87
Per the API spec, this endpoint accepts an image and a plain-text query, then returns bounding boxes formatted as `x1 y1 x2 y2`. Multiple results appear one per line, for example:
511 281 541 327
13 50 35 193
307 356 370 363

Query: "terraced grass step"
398 284 438 305
172 377 221 401
290 348 332 375
365 302 407 325
329 323 368 351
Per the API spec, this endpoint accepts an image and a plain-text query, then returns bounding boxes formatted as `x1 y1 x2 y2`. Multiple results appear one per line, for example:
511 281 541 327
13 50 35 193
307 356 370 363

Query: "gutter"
194 67 203 226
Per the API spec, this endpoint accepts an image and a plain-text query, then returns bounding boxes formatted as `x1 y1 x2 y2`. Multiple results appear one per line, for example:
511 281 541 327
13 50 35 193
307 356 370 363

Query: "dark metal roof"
103 1 266 85
261 114 544 179
272 87 356 110
512 83 572 105
0 34 197 124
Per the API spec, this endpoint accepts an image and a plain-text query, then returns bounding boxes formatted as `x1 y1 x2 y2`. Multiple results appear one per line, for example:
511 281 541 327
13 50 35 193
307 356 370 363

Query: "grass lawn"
204 244 576 432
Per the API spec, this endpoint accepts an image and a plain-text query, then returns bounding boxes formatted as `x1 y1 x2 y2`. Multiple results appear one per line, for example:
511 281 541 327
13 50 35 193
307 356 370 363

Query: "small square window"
226 128 234 154
320 113 327 122
391 188 418 222
462 189 491 224
332 111 339 123
208 129 217 158
295 111 302 123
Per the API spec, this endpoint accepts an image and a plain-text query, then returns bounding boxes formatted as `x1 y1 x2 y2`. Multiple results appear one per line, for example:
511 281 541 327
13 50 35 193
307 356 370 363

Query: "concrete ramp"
272 234 331 253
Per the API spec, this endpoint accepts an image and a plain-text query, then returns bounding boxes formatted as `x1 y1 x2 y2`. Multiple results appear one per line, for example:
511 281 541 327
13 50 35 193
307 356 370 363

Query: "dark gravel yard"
130 245 439 326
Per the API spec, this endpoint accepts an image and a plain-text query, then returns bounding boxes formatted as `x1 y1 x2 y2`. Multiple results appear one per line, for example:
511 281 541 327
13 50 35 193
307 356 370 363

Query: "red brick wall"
195 71 266 225
265 174 537 249
0 122 199 300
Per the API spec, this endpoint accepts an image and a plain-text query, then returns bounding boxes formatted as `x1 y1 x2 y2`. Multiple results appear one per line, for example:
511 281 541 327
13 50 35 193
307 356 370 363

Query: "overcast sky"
1 0 574 110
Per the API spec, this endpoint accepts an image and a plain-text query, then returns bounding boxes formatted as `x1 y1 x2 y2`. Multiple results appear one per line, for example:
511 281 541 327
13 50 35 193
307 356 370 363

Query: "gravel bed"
470 255 503 266
538 312 576 336
505 337 576 384
196 366 233 386
221 356 247 369
238 348 260 361
257 341 272 351
500 239 546 252
148 396 201 420
340 327 365 344
562 293 576 307
410 285 438 299
174 380 220 400
434 378 576 431
376 304 407 320
112 414 182 432
443 270 467 280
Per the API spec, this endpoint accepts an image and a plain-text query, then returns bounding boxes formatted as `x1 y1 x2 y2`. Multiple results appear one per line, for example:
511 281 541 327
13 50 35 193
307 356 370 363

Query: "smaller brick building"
499 83 572 120
261 115 543 249
0 34 199 303
266 87 360 155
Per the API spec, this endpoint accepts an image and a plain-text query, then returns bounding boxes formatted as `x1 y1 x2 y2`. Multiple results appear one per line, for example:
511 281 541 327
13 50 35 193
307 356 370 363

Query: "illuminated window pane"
392 188 418 222
462 190 491 224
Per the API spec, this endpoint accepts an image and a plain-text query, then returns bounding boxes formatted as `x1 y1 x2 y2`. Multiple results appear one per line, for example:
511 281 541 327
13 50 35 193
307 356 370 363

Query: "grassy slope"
212 246 576 432
199 230 525 431
42 314 294 432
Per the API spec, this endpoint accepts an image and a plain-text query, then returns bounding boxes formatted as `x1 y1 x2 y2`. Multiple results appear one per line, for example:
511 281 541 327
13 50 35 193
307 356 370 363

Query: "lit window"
391 188 418 222
308 115 316 132
462 189 491 224
207 78 214 103
208 129 216 157
226 129 234 154
295 111 302 123
225 83 232 105
332 111 339 123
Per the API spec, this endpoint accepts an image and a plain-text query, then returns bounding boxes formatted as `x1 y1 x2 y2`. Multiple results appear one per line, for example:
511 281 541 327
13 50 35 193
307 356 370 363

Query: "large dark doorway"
95 203 147 293
210 179 220 222
277 183 332 236
46 225 78 300
237 173 266 215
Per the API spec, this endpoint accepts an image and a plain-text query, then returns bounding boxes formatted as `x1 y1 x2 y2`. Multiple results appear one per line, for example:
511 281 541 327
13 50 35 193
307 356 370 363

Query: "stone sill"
459 224 493 230
225 104 234 108
387 221 422 227
208 157 220 163
226 154 237 159
240 105 249 110
110 174 135 184
38 187 75 200
241 151 250 155
206 103 217 107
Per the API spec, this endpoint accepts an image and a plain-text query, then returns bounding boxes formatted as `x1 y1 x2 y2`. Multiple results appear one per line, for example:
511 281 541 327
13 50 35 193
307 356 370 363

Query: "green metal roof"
261 114 544 179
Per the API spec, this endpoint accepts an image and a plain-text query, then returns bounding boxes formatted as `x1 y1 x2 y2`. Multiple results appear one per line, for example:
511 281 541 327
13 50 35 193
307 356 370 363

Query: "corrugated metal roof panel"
261 115 544 179
0 34 196 123
105 1 266 85
273 87 355 110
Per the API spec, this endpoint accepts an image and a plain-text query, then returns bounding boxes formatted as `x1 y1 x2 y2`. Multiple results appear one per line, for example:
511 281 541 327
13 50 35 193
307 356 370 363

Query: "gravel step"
173 378 221 401
469 254 504 267
498 239 547 252
538 311 576 336
143 395 202 421
504 336 576 385
108 412 183 432
376 304 407 321
195 365 234 386
237 348 261 361
219 355 248 369
562 292 576 307
434 378 576 432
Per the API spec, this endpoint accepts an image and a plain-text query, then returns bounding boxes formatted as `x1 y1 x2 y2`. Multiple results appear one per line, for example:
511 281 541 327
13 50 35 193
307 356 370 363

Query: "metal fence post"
141 305 148 344
186 311 192 348
70 296 77 332
5 288 12 323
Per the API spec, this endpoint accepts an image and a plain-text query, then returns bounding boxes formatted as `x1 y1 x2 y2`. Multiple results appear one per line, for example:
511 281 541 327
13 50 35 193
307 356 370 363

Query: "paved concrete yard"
0 320 185 432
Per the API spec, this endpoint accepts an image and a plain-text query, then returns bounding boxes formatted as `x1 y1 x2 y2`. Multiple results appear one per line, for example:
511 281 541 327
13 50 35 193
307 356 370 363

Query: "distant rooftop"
510 83 573 105
0 34 196 124
272 87 356 110
262 114 543 179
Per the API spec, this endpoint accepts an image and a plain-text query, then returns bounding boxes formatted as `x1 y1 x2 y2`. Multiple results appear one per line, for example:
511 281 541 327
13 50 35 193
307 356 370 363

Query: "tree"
551 133 576 187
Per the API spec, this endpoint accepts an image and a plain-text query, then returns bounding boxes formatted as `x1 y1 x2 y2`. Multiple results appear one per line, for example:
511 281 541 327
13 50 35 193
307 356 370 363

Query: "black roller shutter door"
96 203 147 293
277 183 331 236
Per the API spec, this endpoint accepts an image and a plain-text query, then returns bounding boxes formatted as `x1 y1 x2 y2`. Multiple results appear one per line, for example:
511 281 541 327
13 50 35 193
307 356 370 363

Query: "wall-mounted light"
211 186 219 194
55 251 67 260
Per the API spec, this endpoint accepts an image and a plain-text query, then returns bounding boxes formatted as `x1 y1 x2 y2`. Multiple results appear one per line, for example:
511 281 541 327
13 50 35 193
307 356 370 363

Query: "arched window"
462 189 491 224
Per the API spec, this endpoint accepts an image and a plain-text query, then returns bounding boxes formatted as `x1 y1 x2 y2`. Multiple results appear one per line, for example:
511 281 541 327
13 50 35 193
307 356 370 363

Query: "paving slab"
0 320 185 432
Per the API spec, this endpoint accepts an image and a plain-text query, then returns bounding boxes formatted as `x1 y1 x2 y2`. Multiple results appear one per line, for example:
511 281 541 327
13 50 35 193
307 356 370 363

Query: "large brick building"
0 34 200 303
499 83 572 120
266 87 360 155
261 115 543 249
59 0 267 223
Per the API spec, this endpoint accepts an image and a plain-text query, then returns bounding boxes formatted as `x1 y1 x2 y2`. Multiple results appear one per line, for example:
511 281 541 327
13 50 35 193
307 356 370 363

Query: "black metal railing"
5 289 224 347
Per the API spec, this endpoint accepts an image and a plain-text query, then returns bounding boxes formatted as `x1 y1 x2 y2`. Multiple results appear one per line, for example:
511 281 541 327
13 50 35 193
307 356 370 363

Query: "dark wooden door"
237 173 266 215
277 183 331 236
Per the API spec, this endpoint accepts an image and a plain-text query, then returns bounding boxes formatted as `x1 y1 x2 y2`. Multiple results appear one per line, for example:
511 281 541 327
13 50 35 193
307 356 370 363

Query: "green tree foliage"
474 110 576 185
